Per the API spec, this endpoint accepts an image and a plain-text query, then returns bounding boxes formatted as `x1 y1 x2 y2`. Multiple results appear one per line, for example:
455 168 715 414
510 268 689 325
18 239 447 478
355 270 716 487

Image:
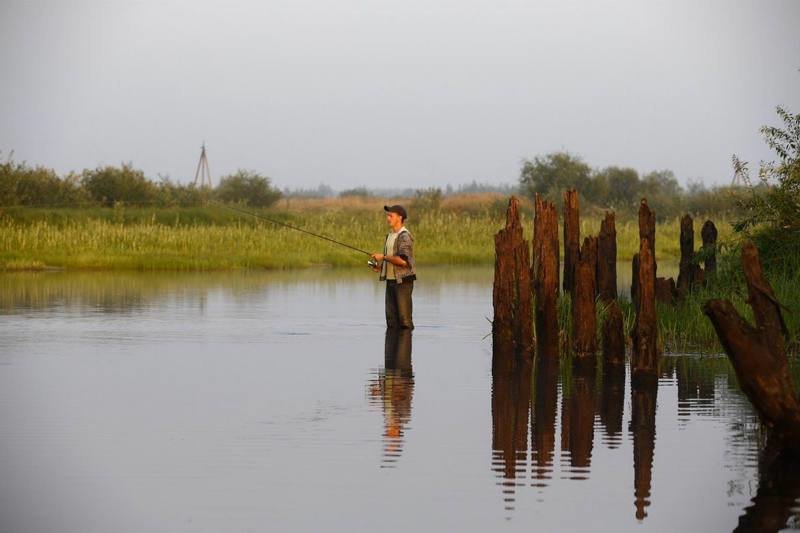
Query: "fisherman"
370 205 416 329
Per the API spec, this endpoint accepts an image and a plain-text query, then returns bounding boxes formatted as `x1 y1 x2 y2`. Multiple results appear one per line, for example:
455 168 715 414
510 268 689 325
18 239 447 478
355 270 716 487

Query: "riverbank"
0 204 732 271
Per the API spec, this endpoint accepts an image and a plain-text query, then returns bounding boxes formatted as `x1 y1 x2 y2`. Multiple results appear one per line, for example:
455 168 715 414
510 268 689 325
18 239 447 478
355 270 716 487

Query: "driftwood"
701 220 718 276
597 212 617 303
602 300 625 366
563 189 580 296
631 200 658 375
703 241 800 451
532 194 560 358
493 197 533 374
572 236 597 357
677 214 704 295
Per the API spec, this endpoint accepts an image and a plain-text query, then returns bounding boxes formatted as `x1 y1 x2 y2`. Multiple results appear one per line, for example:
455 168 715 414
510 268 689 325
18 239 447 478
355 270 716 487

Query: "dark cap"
383 204 408 220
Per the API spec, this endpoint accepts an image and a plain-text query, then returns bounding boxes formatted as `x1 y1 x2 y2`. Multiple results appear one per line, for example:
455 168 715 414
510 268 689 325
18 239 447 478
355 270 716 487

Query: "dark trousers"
385 280 414 329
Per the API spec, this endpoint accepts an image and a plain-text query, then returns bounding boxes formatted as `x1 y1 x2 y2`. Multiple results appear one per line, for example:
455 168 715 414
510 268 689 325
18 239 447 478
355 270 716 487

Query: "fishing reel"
367 258 379 269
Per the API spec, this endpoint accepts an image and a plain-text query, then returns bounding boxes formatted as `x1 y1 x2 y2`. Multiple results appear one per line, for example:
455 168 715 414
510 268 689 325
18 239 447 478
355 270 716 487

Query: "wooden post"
602 300 625 366
597 211 617 303
532 194 560 358
655 277 677 304
703 241 800 451
631 199 657 375
701 220 718 276
631 253 640 308
677 214 703 294
572 236 597 357
563 189 580 296
493 197 533 374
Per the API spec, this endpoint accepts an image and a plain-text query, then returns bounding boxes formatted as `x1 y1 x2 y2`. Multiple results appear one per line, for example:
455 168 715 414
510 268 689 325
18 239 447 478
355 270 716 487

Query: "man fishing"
370 205 416 329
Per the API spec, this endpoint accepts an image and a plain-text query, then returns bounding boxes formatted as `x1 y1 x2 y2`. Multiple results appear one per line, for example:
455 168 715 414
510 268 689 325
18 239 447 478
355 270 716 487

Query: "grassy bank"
0 199 733 271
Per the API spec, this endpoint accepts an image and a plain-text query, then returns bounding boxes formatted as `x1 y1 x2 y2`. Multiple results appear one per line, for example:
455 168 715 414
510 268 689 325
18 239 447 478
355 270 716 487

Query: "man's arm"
370 252 408 268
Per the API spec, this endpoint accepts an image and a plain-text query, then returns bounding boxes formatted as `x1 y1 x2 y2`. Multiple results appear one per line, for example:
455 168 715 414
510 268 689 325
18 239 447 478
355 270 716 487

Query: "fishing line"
209 201 372 257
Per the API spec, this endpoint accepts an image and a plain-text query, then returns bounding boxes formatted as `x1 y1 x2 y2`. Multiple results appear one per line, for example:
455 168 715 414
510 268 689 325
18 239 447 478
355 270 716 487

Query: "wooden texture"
703 241 799 451
562 189 580 296
597 211 617 303
493 197 533 374
631 199 658 375
701 219 718 275
677 214 703 294
572 236 598 357
532 194 560 358
655 277 677 304
602 300 625 366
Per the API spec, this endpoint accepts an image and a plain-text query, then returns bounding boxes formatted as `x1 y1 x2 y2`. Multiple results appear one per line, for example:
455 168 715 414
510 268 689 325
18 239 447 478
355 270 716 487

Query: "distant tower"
193 142 212 188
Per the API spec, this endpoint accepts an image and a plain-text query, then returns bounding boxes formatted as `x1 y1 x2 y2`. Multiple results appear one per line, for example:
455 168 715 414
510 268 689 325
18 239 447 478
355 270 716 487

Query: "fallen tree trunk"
703 241 800 451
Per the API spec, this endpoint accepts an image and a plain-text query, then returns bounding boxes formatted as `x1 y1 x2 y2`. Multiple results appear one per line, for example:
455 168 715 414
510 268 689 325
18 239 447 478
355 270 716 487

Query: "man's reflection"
368 328 414 468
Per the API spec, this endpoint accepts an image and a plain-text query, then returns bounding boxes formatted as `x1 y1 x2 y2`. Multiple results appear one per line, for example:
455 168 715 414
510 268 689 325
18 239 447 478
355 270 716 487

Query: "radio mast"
193 142 212 188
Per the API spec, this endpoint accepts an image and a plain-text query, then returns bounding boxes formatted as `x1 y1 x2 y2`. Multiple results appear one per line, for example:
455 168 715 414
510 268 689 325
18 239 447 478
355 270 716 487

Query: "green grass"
0 205 733 271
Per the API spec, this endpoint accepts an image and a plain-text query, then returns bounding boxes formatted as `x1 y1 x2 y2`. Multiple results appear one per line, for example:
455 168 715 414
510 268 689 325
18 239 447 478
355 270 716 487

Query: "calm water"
0 267 795 532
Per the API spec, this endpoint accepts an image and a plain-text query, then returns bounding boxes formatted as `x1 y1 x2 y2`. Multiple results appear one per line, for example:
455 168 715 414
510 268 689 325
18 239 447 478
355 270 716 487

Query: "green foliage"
519 152 592 203
410 187 443 214
733 106 800 234
81 163 157 206
214 170 282 207
0 153 88 206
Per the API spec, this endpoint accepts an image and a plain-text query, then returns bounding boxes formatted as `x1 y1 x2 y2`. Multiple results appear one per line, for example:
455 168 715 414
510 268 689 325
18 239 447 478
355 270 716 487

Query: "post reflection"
531 355 558 485
368 328 414 468
630 375 658 521
599 362 625 448
561 359 597 479
491 350 531 512
735 449 800 532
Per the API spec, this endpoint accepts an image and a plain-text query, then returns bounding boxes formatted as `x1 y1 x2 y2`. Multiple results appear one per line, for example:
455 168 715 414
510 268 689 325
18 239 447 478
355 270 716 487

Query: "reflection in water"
561 359 596 479
491 358 531 512
531 356 558 485
630 375 658 521
736 450 800 532
368 329 414 468
598 363 625 448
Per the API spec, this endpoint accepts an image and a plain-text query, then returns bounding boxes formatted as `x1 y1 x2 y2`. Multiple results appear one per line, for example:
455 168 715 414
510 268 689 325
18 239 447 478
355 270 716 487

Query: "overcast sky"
1 0 798 190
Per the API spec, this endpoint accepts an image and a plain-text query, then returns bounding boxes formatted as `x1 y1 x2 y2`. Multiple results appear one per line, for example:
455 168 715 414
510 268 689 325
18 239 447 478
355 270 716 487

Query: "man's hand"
371 253 385 262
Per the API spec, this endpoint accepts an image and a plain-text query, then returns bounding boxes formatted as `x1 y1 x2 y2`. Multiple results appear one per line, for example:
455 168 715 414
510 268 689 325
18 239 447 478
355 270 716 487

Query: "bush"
339 187 371 198
215 169 282 207
81 163 157 206
0 153 88 206
411 187 443 214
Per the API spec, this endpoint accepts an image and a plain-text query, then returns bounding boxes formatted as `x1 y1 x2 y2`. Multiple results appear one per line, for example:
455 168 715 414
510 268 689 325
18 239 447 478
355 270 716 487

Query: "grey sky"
1 0 798 190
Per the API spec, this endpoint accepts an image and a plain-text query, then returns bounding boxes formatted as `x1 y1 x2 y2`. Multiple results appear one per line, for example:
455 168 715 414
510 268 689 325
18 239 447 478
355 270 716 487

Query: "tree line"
0 157 283 208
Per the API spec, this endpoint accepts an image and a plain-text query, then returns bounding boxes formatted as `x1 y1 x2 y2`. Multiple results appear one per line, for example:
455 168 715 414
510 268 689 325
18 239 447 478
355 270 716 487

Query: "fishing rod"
210 200 378 265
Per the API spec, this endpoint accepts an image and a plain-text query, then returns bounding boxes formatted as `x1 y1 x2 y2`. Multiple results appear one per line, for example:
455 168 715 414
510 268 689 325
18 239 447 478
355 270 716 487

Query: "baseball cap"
383 204 408 220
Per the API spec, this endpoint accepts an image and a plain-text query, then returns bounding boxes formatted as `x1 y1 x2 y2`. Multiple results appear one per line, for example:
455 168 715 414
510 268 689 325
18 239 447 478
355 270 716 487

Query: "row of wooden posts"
493 191 799 453
493 191 717 378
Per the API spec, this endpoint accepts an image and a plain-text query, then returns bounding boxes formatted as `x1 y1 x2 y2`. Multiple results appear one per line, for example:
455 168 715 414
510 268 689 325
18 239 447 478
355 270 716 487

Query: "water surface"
0 267 792 532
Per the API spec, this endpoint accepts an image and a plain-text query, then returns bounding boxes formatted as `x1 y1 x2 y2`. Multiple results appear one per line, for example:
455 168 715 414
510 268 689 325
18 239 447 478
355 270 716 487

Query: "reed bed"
0 206 732 271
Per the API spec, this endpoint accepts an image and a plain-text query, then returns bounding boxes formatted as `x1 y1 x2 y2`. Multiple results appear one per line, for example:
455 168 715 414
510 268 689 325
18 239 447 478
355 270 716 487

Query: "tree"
598 166 640 208
519 152 591 199
215 169 282 207
82 163 157 206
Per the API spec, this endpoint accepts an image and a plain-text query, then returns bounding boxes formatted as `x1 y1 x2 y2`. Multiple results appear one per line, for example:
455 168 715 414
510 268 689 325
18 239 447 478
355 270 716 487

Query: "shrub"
215 169 282 207
81 163 157 206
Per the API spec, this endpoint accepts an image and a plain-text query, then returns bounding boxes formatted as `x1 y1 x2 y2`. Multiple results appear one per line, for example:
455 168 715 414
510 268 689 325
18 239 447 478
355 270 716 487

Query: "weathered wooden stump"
563 189 580 296
701 220 718 276
631 253 640 308
703 241 800 451
631 200 658 375
677 214 703 295
532 194 560 358
655 277 677 304
602 300 625 366
572 236 597 357
597 211 617 303
493 197 533 374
